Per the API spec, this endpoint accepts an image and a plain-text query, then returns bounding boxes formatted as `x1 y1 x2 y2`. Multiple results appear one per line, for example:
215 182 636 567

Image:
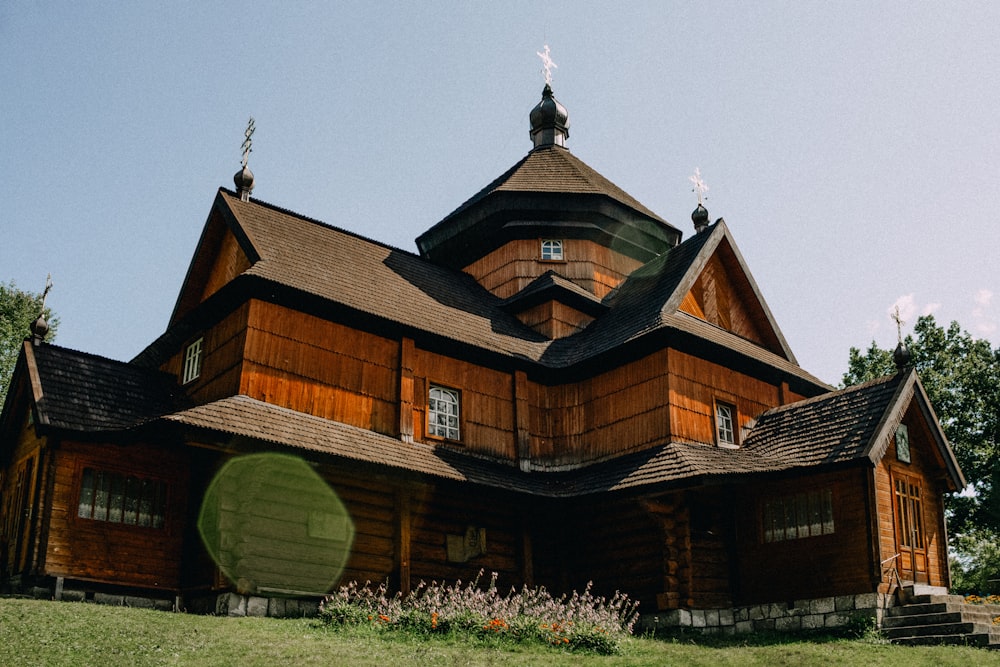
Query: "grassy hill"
2 598 1000 666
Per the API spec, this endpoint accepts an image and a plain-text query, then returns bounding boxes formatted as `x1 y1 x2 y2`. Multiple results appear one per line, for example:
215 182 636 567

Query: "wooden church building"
0 84 965 629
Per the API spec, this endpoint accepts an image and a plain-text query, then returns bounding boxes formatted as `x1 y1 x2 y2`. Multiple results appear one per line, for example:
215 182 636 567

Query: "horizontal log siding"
463 239 643 300
412 350 516 460
734 467 873 604
161 303 249 403
324 470 398 587
42 440 189 590
668 349 779 446
407 482 523 587
528 349 671 466
874 402 951 588
241 301 399 435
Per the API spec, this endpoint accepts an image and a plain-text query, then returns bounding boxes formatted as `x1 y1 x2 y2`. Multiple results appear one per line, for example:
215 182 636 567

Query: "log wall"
0 414 45 577
734 467 873 604
41 440 190 590
514 301 595 339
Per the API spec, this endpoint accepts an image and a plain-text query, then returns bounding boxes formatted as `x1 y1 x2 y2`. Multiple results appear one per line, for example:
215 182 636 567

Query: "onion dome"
529 84 570 148
30 313 49 345
893 341 912 371
692 203 710 233
234 165 255 201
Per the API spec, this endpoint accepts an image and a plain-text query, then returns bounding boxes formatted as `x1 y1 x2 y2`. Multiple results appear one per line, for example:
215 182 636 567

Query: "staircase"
883 589 1000 648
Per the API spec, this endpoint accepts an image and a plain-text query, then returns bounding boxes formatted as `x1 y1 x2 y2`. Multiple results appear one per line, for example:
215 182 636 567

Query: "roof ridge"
220 188 421 258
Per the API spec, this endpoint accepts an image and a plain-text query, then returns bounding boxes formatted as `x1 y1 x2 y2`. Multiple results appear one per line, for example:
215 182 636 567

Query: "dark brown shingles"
29 344 185 432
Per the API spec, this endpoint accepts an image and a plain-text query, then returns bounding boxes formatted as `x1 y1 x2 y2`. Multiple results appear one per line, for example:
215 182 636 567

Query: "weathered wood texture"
874 401 951 588
463 239 644 300
200 226 252 303
411 349 517 460
668 349 790 447
162 303 250 404
41 440 190 590
241 300 401 435
677 240 785 356
733 468 874 604
514 301 594 339
0 415 45 576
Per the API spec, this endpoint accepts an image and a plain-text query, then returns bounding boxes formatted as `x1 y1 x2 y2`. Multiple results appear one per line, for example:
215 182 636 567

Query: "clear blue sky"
2 1 998 386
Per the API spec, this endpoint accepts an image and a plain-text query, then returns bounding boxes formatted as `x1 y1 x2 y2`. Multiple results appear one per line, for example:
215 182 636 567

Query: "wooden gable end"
169 194 258 326
677 237 787 358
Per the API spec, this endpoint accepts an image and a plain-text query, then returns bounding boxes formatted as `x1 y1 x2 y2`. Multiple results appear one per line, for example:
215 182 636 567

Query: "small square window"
715 401 736 447
428 385 460 441
182 337 204 384
540 239 564 261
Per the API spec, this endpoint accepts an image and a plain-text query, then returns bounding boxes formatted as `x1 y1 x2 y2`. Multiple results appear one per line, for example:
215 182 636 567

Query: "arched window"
428 386 461 441
540 239 564 261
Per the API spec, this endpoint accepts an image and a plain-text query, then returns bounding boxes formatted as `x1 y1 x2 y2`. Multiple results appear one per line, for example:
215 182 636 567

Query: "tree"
844 315 1000 592
0 280 58 407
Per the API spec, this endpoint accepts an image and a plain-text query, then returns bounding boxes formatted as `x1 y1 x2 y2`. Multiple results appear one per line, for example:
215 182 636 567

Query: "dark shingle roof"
26 344 185 432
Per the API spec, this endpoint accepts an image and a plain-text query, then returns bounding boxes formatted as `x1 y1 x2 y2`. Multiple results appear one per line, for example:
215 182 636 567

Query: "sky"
2 1 998 386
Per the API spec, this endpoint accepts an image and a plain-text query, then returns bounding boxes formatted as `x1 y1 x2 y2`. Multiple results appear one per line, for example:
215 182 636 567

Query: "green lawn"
2 598 999 666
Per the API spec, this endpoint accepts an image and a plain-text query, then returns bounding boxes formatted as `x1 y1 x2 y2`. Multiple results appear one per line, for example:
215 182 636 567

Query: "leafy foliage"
318 571 639 655
0 280 58 406
843 315 1000 589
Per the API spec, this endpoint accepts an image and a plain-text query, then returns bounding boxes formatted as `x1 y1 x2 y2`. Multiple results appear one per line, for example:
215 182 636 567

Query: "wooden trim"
399 338 415 443
394 487 411 595
514 370 531 471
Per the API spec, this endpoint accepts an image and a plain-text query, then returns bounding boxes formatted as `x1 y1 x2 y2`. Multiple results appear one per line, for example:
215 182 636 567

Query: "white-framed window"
182 337 204 384
715 400 736 447
428 385 461 441
540 239 564 261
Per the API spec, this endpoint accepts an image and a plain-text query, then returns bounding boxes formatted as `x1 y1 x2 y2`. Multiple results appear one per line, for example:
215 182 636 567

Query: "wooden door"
3 457 34 575
893 472 928 583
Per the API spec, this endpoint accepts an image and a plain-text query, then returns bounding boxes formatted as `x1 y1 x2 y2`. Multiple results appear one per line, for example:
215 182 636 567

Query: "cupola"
529 84 570 148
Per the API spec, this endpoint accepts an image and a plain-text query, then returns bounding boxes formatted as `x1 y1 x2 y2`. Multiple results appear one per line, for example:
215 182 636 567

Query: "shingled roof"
155 191 826 393
14 343 185 434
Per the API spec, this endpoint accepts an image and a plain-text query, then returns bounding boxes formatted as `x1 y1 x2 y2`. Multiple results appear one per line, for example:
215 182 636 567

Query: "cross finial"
891 305 905 343
536 44 557 86
241 117 255 169
689 167 709 206
40 273 52 311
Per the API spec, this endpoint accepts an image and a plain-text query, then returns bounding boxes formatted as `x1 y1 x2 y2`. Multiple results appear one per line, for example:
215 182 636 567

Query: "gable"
169 192 258 326
672 227 792 361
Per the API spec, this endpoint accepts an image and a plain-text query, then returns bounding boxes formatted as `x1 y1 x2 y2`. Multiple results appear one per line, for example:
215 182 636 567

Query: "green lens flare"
197 453 354 596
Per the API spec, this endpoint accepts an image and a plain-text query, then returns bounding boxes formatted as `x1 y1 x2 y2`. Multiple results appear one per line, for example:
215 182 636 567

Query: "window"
182 337 203 384
715 401 736 447
540 239 564 261
77 468 167 529
762 489 834 543
428 385 460 441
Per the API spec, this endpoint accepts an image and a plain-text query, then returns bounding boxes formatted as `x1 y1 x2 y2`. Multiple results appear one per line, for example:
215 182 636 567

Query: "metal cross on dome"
891 305 905 343
537 44 557 86
689 168 709 206
241 117 255 169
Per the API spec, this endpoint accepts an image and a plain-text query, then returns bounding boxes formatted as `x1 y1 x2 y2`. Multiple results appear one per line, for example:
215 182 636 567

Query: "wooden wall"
0 414 46 578
463 239 644 300
874 402 951 589
241 301 400 435
733 467 874 604
41 440 190 591
677 240 784 356
161 303 249 405
513 301 595 339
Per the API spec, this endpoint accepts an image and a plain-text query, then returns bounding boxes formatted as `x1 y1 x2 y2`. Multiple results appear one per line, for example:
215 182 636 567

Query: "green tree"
1 280 58 406
843 315 1000 592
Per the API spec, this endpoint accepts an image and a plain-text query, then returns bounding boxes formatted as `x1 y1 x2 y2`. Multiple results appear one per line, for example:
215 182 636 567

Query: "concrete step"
891 632 998 648
884 609 998 628
883 620 983 640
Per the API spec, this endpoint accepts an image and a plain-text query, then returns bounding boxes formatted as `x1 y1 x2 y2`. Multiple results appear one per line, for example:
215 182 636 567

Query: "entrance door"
893 472 928 583
3 457 34 575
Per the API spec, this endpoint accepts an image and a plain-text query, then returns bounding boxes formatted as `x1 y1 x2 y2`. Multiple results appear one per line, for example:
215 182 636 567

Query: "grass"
3 598 1000 666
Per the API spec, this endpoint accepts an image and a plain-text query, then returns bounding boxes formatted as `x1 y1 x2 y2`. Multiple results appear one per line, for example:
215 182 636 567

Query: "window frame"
714 399 737 448
540 239 564 262
761 489 835 543
427 384 461 442
182 336 204 384
76 466 168 530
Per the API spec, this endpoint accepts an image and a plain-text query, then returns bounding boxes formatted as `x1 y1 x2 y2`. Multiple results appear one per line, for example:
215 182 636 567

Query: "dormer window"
715 400 737 448
540 239 564 261
182 337 204 384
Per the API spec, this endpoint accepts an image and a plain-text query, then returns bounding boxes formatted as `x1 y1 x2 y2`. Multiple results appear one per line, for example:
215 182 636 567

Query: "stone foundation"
208 592 321 618
639 593 896 634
